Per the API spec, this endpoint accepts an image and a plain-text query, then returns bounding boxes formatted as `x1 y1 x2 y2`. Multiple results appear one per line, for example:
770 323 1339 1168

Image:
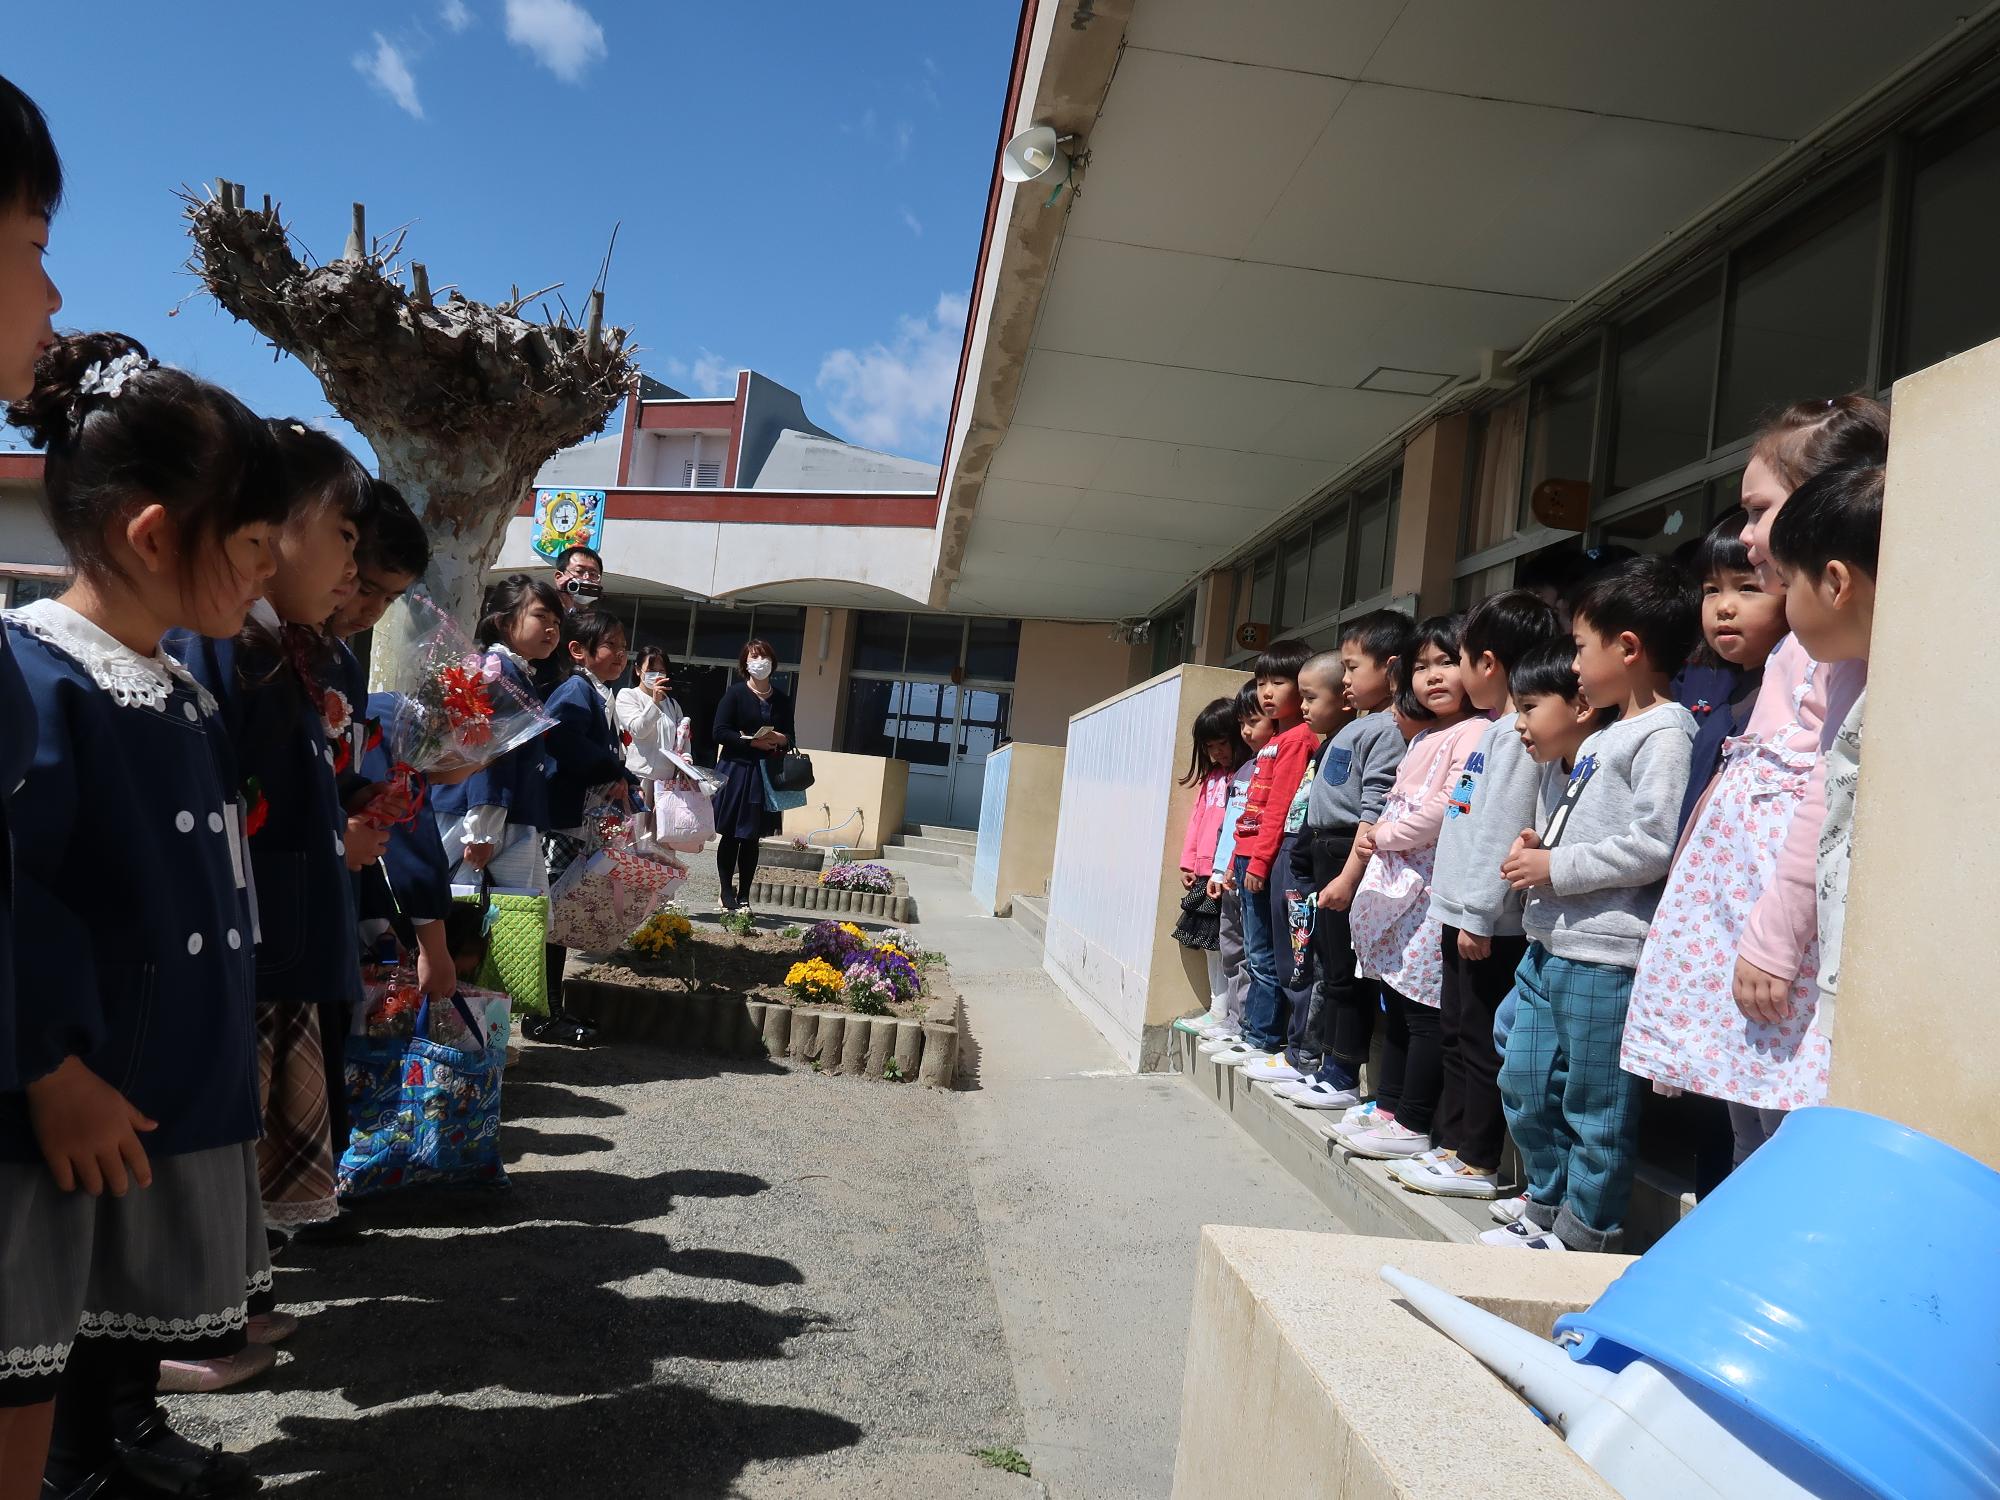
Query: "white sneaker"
1198 1018 1236 1040
1196 1033 1242 1055
1392 1151 1502 1200
1343 1121 1433 1160
1242 1053 1304 1083
1479 1219 1566 1250
1279 1078 1360 1110
1172 1015 1208 1036
1490 1194 1530 1224
1213 1042 1259 1069
1331 1101 1385 1138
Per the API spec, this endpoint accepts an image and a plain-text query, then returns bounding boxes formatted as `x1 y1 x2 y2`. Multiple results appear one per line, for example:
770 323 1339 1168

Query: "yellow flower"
785 956 847 1003
839 922 867 941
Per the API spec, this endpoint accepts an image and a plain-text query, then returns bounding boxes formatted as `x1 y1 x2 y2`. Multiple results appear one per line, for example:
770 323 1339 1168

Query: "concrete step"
905 822 977 847
1008 893 1048 951
889 832 979 856
881 841 969 870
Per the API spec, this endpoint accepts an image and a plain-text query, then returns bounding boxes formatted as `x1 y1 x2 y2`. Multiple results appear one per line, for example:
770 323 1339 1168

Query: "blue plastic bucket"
1555 1107 2000 1499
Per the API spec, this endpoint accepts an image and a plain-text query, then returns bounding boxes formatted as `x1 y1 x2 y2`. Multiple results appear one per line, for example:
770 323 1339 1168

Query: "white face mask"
746 657 773 681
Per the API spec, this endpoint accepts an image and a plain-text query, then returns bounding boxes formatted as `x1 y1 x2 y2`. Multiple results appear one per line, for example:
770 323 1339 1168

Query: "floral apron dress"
1350 731 1450 1009
1619 664 1829 1110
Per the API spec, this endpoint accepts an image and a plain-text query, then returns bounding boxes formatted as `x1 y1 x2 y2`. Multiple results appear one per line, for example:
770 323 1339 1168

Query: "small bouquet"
369 593 554 819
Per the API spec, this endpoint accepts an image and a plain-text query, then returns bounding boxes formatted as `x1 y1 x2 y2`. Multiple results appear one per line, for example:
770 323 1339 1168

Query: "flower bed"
820 861 894 893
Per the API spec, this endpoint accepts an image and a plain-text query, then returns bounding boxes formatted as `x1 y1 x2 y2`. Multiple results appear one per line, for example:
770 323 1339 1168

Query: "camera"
560 576 603 599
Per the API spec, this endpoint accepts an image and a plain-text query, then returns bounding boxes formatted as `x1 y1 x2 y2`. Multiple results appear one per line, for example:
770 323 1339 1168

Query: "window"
1522 350 1598 526
854 611 907 672
682 459 723 488
751 605 805 665
1348 476 1397 602
1277 532 1309 627
1716 175 1879 442
1462 394 1528 556
630 599 692 659
1248 557 1275 626
904 615 962 677
1611 271 1723 492
850 612 1020 682
1453 560 1514 608
692 604 751 661
1900 102 2000 376
964 617 1021 681
4 575 65 607
1150 602 1191 675
1304 507 1348 621
1595 484 1709 560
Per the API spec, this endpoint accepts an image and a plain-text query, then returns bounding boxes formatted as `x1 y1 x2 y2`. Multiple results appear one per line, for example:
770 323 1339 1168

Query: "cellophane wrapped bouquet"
549 800 689 952
374 591 554 784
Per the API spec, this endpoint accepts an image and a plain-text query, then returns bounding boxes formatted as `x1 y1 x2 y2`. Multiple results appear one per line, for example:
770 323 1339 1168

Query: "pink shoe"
157 1344 276 1393
246 1311 299 1345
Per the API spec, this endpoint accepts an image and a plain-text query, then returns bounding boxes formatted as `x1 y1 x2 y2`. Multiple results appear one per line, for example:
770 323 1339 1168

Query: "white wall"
1042 675 1181 1068
630 430 729 488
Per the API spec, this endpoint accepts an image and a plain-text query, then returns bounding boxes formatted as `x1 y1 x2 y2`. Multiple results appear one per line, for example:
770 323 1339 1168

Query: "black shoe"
290 1213 364 1245
111 1412 257 1498
523 1014 593 1048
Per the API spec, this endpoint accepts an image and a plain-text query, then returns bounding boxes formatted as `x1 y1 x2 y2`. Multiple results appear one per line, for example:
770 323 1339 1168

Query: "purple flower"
802 921 865 966
821 862 894 893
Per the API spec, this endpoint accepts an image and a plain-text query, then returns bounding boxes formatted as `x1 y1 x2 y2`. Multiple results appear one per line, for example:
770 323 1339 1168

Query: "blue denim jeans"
1233 854 1284 1051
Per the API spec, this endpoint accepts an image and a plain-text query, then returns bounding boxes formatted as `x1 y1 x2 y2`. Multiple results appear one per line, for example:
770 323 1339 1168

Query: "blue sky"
6 0 1019 463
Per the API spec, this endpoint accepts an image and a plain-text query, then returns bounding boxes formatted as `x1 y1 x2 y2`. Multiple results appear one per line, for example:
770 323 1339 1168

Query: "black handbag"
769 751 816 793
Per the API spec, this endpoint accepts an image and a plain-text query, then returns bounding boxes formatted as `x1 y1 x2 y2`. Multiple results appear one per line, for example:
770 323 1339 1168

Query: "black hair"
1768 462 1884 581
0 75 62 217
566 606 627 655
268 418 370 523
357 478 429 580
476 574 563 648
443 903 489 967
1691 512 1753 584
555 544 602 572
1510 637 1585 704
1460 589 1563 676
1570 555 1702 674
1232 680 1263 726
634 645 673 677
1339 608 1415 667
737 637 777 678
1392 613 1466 725
5 331 285 586
1252 635 1313 681
1182 696 1248 784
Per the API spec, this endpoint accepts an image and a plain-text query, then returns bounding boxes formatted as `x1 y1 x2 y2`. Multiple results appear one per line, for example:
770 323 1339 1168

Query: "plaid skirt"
258 1001 338 1229
0 1142 271 1407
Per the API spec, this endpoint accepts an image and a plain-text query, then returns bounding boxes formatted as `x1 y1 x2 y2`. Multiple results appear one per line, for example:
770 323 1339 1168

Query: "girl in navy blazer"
0 333 285 1496
535 608 637 1042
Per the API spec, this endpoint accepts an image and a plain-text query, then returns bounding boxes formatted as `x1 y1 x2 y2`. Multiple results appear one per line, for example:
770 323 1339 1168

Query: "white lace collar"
4 598 215 715
488 642 532 673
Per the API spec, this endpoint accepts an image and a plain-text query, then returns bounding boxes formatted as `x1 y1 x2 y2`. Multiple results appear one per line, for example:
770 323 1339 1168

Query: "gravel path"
168 1037 1039 1499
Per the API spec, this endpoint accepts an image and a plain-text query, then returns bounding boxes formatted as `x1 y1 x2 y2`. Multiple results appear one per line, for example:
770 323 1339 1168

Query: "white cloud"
899 206 923 237
661 349 738 398
893 120 913 160
817 291 968 455
504 0 606 82
920 57 941 108
441 0 473 32
354 33 424 119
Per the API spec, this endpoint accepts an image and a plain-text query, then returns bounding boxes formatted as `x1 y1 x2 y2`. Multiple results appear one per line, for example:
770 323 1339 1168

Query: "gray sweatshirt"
1522 703 1697 968
1306 711 1405 831
1429 714 1537 939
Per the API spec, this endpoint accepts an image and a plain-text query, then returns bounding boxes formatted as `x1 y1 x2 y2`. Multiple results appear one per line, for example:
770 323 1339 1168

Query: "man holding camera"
535 544 605 696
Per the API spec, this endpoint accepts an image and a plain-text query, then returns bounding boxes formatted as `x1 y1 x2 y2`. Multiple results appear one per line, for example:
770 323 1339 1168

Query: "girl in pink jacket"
1620 396 1884 1168
1170 699 1247 977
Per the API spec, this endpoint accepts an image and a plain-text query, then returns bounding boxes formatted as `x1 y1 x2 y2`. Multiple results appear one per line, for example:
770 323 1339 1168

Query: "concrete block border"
743 876 915 923
565 974 963 1086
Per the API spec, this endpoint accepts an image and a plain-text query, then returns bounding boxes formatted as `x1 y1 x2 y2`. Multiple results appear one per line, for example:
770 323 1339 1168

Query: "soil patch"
572 928 951 1025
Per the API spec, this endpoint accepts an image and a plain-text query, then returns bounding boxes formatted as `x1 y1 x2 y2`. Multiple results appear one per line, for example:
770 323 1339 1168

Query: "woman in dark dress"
710 637 794 912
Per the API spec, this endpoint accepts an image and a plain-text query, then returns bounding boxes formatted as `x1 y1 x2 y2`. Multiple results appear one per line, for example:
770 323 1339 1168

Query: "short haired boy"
1213 639 1322 1068
1391 592 1563 1196
1488 558 1699 1252
1263 614 1410 1100
1767 462 1881 1040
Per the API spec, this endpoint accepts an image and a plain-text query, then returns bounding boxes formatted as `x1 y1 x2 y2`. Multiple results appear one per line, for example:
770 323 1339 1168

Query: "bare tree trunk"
182 182 635 683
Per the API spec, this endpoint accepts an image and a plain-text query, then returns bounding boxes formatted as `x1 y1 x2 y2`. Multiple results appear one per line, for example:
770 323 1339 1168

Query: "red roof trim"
518 487 939 528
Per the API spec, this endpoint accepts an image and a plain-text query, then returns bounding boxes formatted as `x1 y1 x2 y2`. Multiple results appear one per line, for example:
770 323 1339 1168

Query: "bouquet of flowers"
370 593 555 811
549 796 689 952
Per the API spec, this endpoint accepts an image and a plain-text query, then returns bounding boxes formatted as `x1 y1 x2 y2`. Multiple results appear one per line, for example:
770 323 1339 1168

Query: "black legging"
1374 987 1445 1135
716 836 760 905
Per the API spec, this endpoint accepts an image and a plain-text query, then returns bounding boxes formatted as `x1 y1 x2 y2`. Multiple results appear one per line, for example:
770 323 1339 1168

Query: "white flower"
77 351 153 401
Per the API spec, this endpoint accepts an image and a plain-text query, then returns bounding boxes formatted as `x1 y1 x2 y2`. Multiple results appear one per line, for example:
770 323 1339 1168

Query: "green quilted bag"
456 887 552 1017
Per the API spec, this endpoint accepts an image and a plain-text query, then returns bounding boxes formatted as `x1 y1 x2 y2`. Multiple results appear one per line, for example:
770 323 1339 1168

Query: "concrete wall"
1827 334 2000 1166
1010 619 1137 745
970 741 1066 916
1392 412 1470 618
778 749 907 858
737 371 835 488
1043 664 1248 1069
791 607 853 752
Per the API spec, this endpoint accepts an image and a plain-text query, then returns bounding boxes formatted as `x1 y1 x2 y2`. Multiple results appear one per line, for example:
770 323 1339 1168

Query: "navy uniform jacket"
429 651 553 833
361 691 453 925
1671 659 1757 837
543 674 634 830
0 629 30 1093
1 604 260 1162
168 624 363 1010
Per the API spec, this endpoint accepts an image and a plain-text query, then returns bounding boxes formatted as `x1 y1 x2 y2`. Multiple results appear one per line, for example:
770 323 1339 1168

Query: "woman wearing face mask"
709 637 795 913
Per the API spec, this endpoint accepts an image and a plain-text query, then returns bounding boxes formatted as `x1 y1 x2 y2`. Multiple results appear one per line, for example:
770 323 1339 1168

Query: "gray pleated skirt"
0 1140 271 1406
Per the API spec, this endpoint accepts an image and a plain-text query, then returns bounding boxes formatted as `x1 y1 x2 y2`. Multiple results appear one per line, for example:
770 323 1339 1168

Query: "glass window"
5 576 66 608
1716 175 1879 443
965 617 1020 681
1611 270 1723 492
1523 351 1598 527
1349 481 1395 601
750 604 805 665
1278 533 1309 626
904 615 963 677
842 677 899 757
1248 556 1275 626
1305 508 1348 620
692 604 751 661
1453 560 1515 609
1901 105 2000 376
630 600 691 661
1228 564 1251 636
893 681 955 766
1150 605 1190 675
1595 484 1710 560
854 611 907 672
1463 394 1527 555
